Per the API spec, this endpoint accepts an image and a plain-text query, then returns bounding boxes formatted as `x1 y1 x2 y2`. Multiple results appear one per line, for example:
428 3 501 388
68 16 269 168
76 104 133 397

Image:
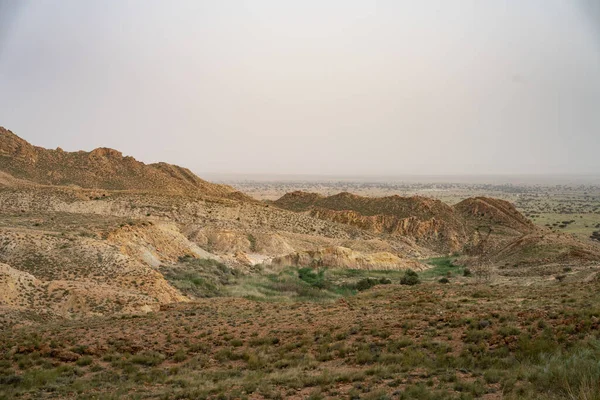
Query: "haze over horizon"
1 1 599 177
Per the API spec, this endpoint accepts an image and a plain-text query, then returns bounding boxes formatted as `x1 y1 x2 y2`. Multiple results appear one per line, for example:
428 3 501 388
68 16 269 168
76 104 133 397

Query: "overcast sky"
0 0 599 176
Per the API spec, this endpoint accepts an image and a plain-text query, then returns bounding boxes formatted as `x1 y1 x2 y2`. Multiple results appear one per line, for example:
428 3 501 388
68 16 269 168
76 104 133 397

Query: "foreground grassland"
2 276 600 399
162 258 408 303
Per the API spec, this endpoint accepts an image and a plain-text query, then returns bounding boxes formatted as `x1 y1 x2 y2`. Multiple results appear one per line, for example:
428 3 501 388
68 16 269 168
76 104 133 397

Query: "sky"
0 0 599 177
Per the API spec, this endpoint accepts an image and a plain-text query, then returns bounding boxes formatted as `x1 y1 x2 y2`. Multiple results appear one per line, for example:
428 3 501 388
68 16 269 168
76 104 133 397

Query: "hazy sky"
0 0 599 176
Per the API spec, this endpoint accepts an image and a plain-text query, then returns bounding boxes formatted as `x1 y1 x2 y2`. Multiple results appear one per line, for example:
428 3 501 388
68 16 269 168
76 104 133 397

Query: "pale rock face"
107 221 221 267
0 226 188 321
271 246 427 271
0 263 40 307
185 228 297 257
310 208 466 252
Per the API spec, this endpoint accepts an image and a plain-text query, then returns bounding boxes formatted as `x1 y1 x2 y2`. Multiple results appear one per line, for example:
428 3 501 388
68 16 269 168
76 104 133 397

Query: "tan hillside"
453 196 534 234
271 246 426 271
0 127 247 199
271 191 600 270
273 191 469 252
489 232 600 268
274 191 458 220
1 130 600 400
273 191 535 253
0 221 189 317
0 263 41 307
1 126 599 333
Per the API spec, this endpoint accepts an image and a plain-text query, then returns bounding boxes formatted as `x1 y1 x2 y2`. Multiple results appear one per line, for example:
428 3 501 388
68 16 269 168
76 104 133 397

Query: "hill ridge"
0 126 248 199
273 190 536 252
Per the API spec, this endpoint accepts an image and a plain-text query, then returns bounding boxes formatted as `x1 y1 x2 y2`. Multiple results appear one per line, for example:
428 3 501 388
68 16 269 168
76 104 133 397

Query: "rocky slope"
272 191 600 269
490 232 600 268
454 197 534 234
1 126 599 329
0 220 189 318
274 191 458 221
0 127 246 199
0 182 432 327
271 246 426 271
273 191 534 253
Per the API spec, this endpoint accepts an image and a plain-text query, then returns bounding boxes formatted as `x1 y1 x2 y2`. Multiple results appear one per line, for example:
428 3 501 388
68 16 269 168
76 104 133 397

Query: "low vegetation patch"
400 269 420 285
3 281 600 399
163 259 401 302
162 257 239 298
420 256 466 280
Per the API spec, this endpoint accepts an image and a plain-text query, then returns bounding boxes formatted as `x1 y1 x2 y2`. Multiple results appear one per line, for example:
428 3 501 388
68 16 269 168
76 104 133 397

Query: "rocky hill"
274 191 458 221
1 126 600 330
0 127 246 199
454 197 534 234
273 191 536 253
271 190 600 270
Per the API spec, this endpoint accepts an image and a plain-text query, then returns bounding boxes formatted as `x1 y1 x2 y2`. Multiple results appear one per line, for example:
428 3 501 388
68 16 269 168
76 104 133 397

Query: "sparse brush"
400 270 420 286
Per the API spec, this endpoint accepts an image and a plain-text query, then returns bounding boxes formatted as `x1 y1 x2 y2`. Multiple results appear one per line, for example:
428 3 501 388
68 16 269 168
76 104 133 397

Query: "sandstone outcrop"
271 246 426 271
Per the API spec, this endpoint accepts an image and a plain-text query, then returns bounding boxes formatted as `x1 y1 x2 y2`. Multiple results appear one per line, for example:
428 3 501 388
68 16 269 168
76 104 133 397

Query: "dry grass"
2 278 600 399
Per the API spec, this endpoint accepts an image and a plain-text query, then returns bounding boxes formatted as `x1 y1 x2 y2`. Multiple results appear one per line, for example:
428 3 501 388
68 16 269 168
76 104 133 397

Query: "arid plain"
1 127 600 399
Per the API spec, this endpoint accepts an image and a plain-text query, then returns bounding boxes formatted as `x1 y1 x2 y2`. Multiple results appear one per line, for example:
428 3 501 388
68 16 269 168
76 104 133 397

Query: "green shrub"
163 258 237 298
130 351 165 366
355 278 379 291
421 256 465 279
76 356 93 366
298 268 327 289
515 335 558 362
400 270 420 286
172 349 187 362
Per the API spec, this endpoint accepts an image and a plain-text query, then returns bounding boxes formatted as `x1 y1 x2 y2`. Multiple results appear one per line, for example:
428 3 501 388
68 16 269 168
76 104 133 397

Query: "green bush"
163 258 237 298
421 256 465 279
355 278 379 291
298 268 327 289
347 277 392 292
130 351 165 367
76 356 93 366
400 270 420 286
